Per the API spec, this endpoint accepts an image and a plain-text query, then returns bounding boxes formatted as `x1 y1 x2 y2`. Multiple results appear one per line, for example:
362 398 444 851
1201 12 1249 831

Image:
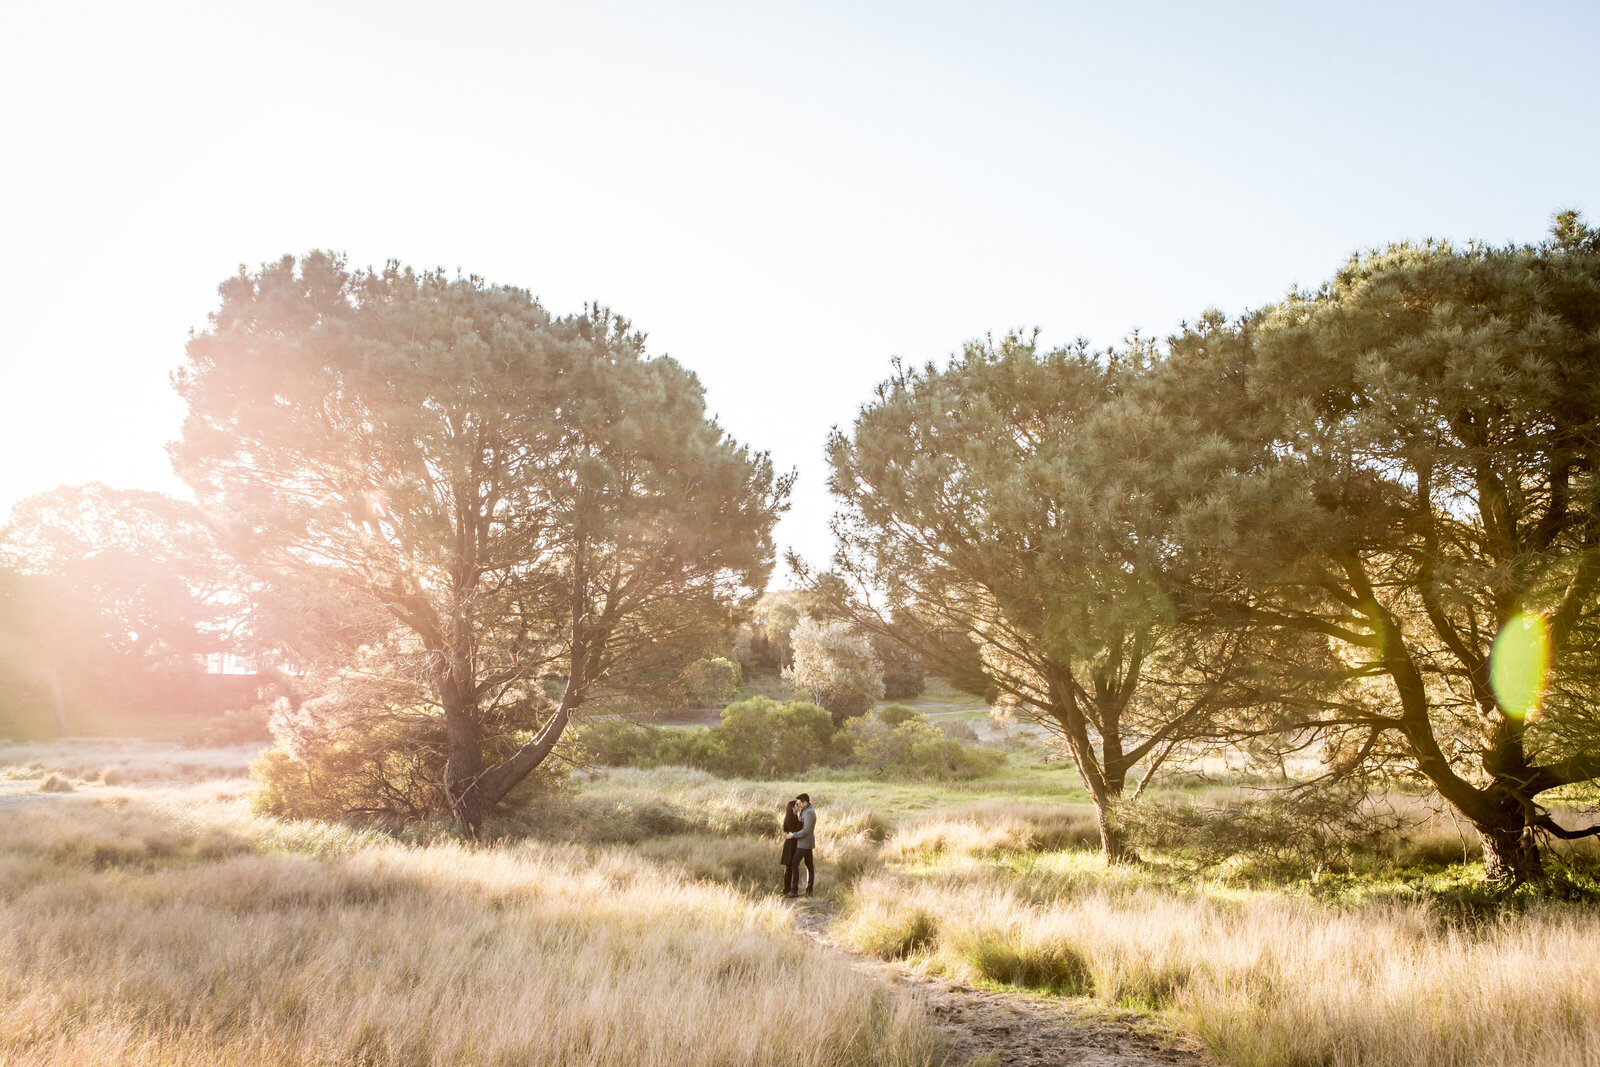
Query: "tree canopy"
783 617 884 725
813 333 1280 860
173 253 789 834
1163 213 1600 882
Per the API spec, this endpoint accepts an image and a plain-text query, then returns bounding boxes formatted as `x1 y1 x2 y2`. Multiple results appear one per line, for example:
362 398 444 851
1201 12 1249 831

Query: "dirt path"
787 898 1212 1067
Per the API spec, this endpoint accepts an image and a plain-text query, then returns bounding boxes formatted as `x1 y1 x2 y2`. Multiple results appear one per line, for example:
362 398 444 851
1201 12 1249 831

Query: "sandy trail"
788 898 1212 1067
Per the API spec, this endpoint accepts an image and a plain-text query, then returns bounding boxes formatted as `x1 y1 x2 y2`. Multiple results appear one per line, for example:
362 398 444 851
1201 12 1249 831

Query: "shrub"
184 702 276 748
878 704 923 727
643 727 723 770
254 665 568 825
845 716 1004 780
250 719 447 823
570 716 660 767
670 656 742 707
702 697 836 777
252 726 567 826
831 807 892 843
947 924 1093 994
1121 785 1406 874
937 719 980 742
872 635 926 699
784 619 883 724
570 698 837 779
576 698 1006 782
844 900 940 960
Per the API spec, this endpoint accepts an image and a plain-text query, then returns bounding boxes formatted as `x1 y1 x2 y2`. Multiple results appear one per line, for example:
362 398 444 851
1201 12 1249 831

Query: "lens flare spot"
1490 611 1550 718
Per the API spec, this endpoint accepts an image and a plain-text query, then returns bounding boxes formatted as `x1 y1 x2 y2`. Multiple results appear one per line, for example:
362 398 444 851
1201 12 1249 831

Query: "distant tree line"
0 484 265 737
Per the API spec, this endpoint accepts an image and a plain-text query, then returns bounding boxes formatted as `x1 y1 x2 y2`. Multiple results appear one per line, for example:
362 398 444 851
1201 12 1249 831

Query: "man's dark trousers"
795 848 814 892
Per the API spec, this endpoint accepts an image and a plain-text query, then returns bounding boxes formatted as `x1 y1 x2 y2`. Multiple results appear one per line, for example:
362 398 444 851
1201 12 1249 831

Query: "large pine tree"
1166 214 1600 883
174 253 788 834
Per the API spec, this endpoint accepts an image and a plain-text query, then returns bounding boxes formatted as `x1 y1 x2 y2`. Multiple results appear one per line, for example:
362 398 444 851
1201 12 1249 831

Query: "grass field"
0 782 941 1066
3 737 1600 1066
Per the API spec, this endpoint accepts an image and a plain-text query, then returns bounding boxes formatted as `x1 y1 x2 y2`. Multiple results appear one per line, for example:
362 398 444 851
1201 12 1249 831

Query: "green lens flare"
1489 612 1551 718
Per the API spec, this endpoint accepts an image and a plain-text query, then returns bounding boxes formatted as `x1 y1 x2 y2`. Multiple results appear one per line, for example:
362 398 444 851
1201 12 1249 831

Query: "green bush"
949 926 1093 994
711 697 835 777
570 716 660 766
851 906 940 960
574 698 1004 782
670 656 741 707
184 703 276 748
845 716 1005 780
1121 785 1406 874
252 713 564 825
250 717 449 823
573 698 838 779
878 704 923 727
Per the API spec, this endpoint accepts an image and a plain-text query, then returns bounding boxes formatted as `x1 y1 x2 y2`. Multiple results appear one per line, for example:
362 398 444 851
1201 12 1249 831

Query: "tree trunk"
441 680 487 838
49 668 69 737
1047 678 1141 866
1474 792 1545 887
1090 762 1140 864
1480 824 1543 886
1092 799 1138 864
1074 745 1139 864
450 660 587 839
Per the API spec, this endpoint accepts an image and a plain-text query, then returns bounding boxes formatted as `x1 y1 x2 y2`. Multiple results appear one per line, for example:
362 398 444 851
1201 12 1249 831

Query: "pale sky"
2 1 1596 578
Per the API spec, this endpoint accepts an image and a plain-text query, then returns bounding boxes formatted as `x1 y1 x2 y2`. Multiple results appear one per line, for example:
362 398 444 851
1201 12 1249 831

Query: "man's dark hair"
796 793 810 803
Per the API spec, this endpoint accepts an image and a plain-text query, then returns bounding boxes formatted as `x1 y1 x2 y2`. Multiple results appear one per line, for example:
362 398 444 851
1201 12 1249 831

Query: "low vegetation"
840 862 1600 1067
6 739 1600 1066
0 789 942 1067
570 700 1006 785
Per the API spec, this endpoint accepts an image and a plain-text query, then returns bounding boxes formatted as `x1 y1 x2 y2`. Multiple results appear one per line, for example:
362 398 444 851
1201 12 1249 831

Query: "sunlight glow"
1489 611 1551 719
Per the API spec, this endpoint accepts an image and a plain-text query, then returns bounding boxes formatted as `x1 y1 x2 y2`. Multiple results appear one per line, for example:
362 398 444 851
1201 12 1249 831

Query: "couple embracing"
779 793 815 897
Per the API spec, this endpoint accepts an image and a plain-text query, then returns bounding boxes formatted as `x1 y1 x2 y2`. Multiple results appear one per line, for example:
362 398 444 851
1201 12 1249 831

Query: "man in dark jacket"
784 793 816 896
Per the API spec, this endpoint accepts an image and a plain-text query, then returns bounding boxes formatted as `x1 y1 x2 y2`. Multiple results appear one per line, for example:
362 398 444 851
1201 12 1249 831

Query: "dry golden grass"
841 863 1600 1067
0 738 264 786
882 801 1101 863
530 767 891 898
8 750 1600 1067
0 793 945 1067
